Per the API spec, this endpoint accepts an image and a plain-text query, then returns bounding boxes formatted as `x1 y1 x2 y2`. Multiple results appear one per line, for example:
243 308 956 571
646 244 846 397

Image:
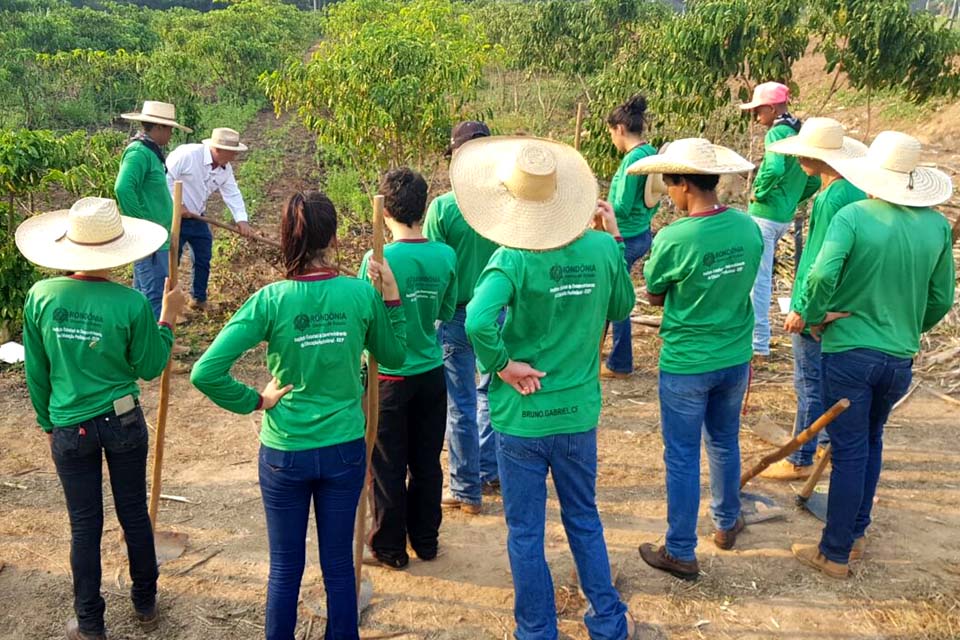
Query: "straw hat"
831 131 953 207
16 198 168 271
627 138 754 176
204 127 248 152
449 136 599 250
642 142 670 208
767 117 867 166
121 101 192 133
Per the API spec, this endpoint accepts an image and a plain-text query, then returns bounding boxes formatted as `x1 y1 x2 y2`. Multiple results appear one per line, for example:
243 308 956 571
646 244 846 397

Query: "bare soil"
2 60 960 640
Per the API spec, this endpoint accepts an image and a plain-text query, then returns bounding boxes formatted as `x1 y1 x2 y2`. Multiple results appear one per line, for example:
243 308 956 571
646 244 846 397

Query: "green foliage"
262 0 488 190
323 166 371 226
0 228 37 340
810 0 960 104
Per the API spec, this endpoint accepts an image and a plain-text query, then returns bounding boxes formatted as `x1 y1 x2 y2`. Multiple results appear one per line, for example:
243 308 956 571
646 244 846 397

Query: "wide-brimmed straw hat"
627 138 754 176
449 136 599 250
830 131 953 207
16 197 168 271
767 117 867 166
204 127 248 152
121 101 192 133
642 142 670 208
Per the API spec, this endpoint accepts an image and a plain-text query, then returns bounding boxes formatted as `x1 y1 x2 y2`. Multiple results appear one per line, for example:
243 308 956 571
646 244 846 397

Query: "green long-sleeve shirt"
609 143 659 238
802 199 955 357
465 230 635 437
749 124 821 223
190 273 407 451
423 191 500 305
23 276 174 431
791 178 866 324
358 239 458 376
114 141 173 251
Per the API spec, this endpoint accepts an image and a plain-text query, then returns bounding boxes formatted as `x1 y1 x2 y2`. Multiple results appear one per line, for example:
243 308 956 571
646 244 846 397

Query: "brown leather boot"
136 604 159 632
638 543 699 581
713 515 746 550
849 536 866 563
792 543 849 579
66 619 106 640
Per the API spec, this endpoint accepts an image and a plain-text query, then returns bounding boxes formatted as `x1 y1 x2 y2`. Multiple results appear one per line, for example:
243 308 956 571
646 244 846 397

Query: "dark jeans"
819 349 912 564
132 250 169 320
788 333 829 466
178 217 214 303
51 405 158 636
369 366 447 561
259 439 365 640
606 231 651 374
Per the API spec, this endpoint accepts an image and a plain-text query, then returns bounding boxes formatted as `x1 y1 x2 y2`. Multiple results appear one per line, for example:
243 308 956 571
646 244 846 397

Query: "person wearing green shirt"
756 118 868 482
789 132 955 580
16 196 186 640
603 94 660 378
190 191 407 640
423 120 501 513
114 101 192 320
357 168 458 570
739 83 821 358
456 136 639 640
628 139 762 581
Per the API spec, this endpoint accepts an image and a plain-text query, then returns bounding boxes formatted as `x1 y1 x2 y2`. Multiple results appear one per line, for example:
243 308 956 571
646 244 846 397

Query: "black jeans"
51 405 159 635
368 366 447 561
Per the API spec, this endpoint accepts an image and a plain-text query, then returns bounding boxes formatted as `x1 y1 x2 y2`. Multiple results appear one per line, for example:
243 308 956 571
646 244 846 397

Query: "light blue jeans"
659 364 749 561
750 217 792 355
439 307 497 505
788 333 829 466
497 429 628 640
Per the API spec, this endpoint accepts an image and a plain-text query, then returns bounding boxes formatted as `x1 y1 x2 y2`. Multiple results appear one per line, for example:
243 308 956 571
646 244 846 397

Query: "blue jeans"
259 439 366 640
497 430 627 640
178 217 213 303
659 364 749 561
440 307 498 504
750 217 792 355
788 333 829 466
819 349 912 564
51 405 158 636
132 250 169 320
606 231 651 374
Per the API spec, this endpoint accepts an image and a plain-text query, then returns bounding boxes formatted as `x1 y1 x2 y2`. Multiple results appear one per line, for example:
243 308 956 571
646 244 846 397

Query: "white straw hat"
627 138 754 176
642 142 670 208
16 198 168 271
203 127 248 152
830 131 953 207
121 101 192 133
449 136 599 250
767 117 867 166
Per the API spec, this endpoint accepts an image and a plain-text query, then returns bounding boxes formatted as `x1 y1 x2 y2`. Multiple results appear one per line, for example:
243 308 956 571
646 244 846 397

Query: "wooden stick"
354 195 385 598
148 181 184 530
740 398 849 488
185 212 281 248
574 102 584 151
922 383 960 407
798 444 832 501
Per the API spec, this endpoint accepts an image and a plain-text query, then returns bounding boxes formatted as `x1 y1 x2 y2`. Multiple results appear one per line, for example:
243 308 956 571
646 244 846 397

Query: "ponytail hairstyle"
606 94 648 135
280 190 338 278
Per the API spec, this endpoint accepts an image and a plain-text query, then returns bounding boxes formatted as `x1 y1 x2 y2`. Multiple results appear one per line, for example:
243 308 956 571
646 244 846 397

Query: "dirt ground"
2 59 960 639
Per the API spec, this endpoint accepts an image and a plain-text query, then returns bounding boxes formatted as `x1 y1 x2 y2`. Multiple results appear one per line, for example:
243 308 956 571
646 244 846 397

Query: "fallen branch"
630 314 662 327
892 381 921 413
160 494 194 504
175 549 222 576
923 384 960 407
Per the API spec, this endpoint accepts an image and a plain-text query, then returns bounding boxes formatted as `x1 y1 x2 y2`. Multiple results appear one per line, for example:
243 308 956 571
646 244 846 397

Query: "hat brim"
828 159 953 208
643 172 668 208
450 136 599 251
627 145 754 176
767 136 868 168
203 138 248 152
738 101 765 110
121 112 193 133
16 211 168 272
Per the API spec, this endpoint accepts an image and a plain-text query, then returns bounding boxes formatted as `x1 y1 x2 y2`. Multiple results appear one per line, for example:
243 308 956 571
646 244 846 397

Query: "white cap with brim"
830 131 953 208
16 197 168 272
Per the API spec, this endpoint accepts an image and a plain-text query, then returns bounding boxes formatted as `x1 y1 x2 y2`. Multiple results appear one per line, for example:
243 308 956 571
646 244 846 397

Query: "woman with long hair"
191 190 407 639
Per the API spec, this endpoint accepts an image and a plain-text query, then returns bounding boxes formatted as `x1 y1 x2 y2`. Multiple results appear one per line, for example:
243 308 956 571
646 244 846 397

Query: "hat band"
57 228 126 246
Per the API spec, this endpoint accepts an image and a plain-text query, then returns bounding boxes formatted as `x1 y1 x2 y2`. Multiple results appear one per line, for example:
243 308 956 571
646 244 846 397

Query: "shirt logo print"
294 314 311 332
53 307 69 323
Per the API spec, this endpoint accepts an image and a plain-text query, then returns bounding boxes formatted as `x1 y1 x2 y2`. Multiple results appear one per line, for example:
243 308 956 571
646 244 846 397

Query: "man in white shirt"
166 127 251 311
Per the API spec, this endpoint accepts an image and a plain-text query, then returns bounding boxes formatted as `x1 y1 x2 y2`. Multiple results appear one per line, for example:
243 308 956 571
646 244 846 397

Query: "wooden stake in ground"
354 195 385 599
148 181 189 562
574 102 584 151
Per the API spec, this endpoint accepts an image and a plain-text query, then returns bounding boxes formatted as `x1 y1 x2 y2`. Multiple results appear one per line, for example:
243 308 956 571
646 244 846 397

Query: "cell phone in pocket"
113 395 139 427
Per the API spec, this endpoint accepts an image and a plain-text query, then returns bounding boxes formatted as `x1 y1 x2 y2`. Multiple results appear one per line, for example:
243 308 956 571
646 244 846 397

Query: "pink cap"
739 82 790 110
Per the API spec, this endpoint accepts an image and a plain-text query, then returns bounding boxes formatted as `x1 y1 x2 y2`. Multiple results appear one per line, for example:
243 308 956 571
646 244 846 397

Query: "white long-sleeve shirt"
165 143 248 223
